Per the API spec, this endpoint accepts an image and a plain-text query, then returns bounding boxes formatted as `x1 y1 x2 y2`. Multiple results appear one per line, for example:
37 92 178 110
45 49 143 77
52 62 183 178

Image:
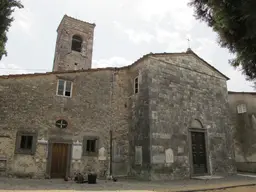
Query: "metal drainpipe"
109 130 113 176
109 68 117 177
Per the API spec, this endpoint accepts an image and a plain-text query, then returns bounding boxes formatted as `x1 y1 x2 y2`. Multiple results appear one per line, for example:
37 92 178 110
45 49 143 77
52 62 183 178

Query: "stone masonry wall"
0 52 237 180
53 16 95 72
228 93 256 173
128 60 151 180
111 69 130 176
0 69 129 178
147 54 236 180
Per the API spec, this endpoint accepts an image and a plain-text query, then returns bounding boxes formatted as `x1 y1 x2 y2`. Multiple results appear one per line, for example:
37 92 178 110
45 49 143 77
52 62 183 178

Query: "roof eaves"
228 91 256 95
149 51 229 80
185 50 230 80
57 14 96 32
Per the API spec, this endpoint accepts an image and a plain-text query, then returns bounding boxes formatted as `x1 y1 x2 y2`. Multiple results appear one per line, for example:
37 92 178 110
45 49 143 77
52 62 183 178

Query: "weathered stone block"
152 133 171 139
152 154 165 164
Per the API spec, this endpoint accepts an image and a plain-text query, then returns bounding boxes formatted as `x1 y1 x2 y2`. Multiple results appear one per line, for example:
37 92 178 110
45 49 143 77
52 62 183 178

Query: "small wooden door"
51 143 68 178
191 132 207 175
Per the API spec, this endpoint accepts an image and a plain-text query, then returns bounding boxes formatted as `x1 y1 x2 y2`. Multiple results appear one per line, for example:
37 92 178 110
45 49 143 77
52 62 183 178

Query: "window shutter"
95 139 99 155
135 146 142 165
237 104 247 114
82 136 99 156
82 137 87 156
31 133 38 155
58 80 65 95
65 81 72 96
15 132 21 154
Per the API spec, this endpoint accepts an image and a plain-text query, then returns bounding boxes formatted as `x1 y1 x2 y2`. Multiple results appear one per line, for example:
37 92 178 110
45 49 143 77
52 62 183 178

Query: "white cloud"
13 6 34 36
0 62 29 75
156 29 180 44
134 0 194 31
195 38 218 52
92 57 132 68
124 29 154 44
194 38 219 62
113 21 154 44
156 28 188 51
226 67 254 91
113 21 188 51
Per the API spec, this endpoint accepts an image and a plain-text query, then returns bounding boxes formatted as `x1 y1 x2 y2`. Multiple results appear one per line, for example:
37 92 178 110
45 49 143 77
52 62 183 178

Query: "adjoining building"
228 91 256 173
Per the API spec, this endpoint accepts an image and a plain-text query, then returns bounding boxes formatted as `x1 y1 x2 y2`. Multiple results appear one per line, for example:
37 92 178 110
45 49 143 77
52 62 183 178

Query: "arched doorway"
189 119 209 176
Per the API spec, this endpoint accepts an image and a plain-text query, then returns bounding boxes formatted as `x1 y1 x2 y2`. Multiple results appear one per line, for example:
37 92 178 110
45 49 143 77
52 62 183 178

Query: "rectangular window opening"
86 140 96 152
15 132 37 155
20 135 33 150
237 104 247 114
134 77 139 94
57 79 73 97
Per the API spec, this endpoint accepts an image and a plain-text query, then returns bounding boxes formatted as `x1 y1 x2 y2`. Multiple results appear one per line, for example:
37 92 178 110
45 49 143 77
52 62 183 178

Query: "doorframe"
46 138 73 178
188 128 210 177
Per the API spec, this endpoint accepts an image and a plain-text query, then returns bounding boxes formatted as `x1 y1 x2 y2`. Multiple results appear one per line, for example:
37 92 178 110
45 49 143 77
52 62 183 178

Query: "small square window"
86 140 96 152
56 79 73 97
134 77 139 94
15 131 37 155
20 136 33 150
82 136 98 156
237 104 247 114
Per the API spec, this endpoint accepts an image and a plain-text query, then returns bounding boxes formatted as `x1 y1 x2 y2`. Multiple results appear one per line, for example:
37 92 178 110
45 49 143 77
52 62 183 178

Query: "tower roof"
57 14 96 32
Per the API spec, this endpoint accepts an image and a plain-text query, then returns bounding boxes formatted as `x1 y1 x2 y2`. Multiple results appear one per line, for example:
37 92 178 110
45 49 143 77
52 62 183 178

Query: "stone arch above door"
190 119 204 129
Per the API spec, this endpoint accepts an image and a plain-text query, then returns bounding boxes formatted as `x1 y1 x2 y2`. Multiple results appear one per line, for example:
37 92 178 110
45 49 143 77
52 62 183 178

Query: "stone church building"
0 15 236 180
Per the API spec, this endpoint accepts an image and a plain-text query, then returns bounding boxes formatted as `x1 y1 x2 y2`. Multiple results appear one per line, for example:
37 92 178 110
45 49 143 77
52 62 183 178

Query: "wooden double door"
191 131 208 175
50 143 69 178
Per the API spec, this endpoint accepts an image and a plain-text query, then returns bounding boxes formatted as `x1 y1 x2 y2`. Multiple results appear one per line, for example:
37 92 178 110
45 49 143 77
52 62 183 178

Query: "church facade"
0 15 236 180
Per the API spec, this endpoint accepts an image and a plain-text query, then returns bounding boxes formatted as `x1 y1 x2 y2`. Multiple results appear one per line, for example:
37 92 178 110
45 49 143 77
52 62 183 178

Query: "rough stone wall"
53 15 95 72
228 93 256 173
128 60 151 180
0 69 129 178
0 52 237 180
111 69 130 176
146 54 236 180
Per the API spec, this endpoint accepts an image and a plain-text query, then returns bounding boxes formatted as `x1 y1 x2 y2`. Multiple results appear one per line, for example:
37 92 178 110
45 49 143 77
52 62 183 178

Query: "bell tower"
52 15 95 72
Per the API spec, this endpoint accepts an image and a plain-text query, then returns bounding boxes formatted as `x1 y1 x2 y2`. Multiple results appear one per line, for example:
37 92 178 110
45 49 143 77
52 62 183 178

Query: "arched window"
191 119 203 129
71 35 82 52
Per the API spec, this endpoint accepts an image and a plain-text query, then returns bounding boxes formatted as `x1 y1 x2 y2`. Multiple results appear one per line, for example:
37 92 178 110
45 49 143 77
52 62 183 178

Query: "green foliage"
189 0 256 80
0 0 23 60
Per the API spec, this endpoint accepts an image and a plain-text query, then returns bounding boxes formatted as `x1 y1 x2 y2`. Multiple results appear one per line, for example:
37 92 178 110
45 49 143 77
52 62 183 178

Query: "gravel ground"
0 175 256 192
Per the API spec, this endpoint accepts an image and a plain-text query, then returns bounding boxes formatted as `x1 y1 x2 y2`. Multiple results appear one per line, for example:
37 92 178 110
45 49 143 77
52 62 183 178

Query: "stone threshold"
238 173 256 178
191 175 224 180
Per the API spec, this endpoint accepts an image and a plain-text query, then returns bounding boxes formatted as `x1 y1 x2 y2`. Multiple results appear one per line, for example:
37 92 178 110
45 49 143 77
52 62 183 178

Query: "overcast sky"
0 0 254 91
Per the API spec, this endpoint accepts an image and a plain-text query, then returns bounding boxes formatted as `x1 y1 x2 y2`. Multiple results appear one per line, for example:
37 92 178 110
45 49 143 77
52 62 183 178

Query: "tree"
0 0 23 60
189 0 256 81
